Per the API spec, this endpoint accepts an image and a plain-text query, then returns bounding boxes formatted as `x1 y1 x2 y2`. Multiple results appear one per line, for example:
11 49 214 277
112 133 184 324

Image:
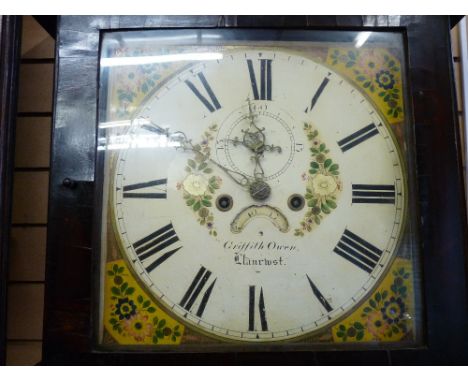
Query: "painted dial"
111 49 406 342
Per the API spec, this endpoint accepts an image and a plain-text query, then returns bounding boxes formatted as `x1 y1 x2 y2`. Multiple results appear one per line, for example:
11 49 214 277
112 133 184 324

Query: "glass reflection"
100 52 223 67
355 31 372 48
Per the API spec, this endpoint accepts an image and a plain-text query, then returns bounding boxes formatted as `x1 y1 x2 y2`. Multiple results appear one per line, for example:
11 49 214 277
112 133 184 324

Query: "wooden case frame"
43 16 468 365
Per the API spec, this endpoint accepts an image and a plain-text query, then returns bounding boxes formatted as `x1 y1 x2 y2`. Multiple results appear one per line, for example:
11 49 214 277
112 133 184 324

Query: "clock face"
110 48 406 342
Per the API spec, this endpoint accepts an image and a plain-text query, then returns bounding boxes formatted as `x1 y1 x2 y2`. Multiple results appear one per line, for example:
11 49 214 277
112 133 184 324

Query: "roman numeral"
185 72 221 113
123 178 167 199
248 286 268 331
180 266 216 317
247 59 272 100
305 77 329 113
306 274 332 312
333 229 383 273
337 123 379 152
352 184 395 204
133 223 181 273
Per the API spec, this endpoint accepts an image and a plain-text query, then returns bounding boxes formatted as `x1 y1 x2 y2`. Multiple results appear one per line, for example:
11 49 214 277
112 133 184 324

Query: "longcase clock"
43 16 468 365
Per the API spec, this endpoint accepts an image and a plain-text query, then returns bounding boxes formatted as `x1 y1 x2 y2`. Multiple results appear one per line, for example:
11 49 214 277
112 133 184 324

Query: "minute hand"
173 131 252 190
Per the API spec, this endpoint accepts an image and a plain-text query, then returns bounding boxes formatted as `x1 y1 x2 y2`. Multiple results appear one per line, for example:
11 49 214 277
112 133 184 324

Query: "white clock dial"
110 49 406 342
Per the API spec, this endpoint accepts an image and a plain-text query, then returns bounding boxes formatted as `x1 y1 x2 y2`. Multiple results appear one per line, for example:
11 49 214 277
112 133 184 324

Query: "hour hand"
225 135 281 155
174 132 252 190
225 131 266 154
223 136 244 148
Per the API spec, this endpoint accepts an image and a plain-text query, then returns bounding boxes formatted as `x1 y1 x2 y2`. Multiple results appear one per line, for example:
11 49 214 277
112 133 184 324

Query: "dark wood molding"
32 16 57 39
450 16 464 29
43 16 468 365
0 15 22 365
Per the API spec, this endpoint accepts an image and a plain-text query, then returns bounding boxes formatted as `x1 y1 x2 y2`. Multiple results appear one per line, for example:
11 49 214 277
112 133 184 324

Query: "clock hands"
160 127 263 202
243 98 266 153
141 108 276 201
177 130 273 201
218 99 284 201
169 130 251 189
244 98 279 201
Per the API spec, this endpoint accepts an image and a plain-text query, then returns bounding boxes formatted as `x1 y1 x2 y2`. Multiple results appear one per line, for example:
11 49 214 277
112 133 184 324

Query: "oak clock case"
97 30 420 349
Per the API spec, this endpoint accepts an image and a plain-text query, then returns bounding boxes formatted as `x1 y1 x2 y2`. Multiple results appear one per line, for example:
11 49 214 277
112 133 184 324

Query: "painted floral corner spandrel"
104 260 184 345
327 47 404 124
332 258 414 343
108 47 189 119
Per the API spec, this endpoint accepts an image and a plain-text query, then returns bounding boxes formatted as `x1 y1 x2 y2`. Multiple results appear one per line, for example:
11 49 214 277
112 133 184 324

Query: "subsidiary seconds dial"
216 102 296 181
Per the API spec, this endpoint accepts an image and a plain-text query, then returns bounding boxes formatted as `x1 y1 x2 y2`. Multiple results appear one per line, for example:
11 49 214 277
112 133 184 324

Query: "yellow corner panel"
104 260 184 345
332 258 414 343
326 47 404 124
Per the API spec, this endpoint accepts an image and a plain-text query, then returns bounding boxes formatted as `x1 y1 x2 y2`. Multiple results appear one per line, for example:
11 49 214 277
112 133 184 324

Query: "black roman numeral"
185 72 221 113
305 77 329 113
248 286 268 331
247 59 272 101
337 123 379 152
133 223 181 273
180 266 216 317
123 178 167 199
306 275 332 312
333 229 383 273
352 184 395 204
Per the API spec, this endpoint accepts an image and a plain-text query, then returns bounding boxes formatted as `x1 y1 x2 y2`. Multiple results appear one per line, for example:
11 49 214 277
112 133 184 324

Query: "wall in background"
6 15 53 366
